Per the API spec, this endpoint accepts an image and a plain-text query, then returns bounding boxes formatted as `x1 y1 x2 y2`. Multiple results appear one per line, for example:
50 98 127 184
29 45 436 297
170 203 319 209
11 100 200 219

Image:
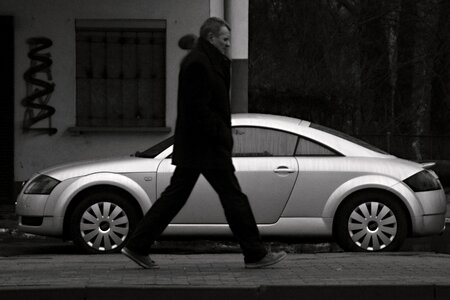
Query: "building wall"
0 0 210 182
0 16 14 204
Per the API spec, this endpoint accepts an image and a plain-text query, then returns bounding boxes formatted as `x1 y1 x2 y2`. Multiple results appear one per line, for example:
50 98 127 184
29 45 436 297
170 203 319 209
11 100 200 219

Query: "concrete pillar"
209 0 249 113
210 0 225 18
225 0 249 113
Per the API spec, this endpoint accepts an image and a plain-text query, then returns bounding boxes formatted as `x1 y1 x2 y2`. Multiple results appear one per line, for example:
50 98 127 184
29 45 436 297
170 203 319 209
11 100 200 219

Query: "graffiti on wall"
22 37 57 135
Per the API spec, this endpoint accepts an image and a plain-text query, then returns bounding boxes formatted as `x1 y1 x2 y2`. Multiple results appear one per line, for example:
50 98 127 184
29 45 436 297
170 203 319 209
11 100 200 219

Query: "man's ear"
206 32 215 43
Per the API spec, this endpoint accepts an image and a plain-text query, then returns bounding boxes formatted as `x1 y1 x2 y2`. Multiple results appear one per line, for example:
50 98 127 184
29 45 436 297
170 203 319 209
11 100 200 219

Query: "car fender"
322 174 420 219
45 172 152 219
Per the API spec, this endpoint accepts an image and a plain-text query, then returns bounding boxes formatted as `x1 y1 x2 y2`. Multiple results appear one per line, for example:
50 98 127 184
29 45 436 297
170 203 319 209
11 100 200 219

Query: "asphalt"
1 191 450 300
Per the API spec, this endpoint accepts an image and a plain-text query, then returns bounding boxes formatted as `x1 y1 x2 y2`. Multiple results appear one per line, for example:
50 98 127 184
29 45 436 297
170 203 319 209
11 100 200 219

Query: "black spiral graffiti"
22 37 57 135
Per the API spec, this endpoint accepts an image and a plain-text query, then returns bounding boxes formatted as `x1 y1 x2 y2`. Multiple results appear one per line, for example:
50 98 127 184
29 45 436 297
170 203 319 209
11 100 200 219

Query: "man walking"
122 17 286 269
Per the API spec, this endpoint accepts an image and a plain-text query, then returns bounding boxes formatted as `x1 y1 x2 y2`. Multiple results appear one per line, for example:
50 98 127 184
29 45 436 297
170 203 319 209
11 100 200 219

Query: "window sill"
68 126 171 135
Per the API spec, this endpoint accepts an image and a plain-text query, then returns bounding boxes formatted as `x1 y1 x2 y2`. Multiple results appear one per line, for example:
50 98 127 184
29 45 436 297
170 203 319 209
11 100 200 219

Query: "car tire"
334 191 408 252
69 192 139 254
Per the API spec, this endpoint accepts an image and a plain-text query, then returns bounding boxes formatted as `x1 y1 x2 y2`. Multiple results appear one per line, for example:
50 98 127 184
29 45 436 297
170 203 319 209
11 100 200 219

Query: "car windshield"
135 136 174 158
310 123 389 155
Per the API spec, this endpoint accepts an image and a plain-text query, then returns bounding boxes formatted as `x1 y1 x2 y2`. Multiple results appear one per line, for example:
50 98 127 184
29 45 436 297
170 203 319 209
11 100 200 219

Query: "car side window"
295 137 338 156
232 127 297 157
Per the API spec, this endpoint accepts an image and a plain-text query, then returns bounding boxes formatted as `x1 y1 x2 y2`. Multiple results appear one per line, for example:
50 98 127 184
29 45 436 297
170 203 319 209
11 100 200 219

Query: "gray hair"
199 17 230 39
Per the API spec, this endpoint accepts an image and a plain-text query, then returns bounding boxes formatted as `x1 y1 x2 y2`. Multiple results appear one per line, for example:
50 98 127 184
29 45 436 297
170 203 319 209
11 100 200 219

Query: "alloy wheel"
347 201 398 251
79 201 130 251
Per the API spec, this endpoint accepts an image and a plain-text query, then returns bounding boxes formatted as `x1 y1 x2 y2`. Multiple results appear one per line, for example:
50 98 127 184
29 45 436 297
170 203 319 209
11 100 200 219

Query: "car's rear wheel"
335 192 408 252
69 192 139 254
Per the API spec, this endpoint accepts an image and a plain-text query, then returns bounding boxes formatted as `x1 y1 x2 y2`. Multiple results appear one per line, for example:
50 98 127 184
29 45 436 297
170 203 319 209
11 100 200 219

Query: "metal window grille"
75 20 166 128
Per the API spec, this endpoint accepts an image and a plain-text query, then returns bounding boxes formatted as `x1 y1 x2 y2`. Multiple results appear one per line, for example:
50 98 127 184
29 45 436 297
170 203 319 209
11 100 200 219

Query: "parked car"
16 114 447 254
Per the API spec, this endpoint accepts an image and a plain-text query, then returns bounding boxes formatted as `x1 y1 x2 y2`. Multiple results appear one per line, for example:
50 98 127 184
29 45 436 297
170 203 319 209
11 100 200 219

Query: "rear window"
310 123 389 154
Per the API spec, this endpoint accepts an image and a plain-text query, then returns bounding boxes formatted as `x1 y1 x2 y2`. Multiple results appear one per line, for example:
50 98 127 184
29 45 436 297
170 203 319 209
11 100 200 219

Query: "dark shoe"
121 247 159 269
245 251 287 269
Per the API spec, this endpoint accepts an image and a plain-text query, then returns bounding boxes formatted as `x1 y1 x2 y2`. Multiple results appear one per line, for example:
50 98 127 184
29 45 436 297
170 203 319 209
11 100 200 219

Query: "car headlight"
24 175 60 195
403 170 441 192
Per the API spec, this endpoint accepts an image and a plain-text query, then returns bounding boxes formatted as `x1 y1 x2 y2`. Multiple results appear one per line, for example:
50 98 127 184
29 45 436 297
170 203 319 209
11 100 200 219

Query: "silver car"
16 114 447 253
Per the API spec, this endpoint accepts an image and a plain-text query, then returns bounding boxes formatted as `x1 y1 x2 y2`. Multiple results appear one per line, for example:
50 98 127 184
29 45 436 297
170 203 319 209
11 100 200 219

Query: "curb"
1 285 450 300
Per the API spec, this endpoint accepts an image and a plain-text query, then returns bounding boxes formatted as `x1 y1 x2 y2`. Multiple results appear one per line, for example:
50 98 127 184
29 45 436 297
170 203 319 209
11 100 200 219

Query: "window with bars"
75 20 166 129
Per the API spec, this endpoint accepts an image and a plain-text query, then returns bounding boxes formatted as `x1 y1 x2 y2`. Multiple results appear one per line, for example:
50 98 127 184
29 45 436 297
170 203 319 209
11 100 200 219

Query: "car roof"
232 113 310 131
231 113 392 158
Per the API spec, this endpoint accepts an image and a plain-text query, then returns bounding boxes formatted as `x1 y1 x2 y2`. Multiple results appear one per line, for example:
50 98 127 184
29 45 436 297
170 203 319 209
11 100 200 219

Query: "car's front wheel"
334 192 408 252
69 192 139 254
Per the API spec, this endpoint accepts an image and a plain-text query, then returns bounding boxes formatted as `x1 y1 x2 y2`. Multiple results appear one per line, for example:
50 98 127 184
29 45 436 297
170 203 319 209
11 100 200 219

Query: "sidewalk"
2 252 450 299
2 190 450 299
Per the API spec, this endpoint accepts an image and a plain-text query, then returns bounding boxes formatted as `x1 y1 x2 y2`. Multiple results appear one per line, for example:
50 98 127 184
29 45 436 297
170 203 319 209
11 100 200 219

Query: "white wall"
0 0 210 180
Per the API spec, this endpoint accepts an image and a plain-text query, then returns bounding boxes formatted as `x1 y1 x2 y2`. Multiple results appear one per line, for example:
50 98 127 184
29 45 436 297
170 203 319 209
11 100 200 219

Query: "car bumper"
16 192 64 237
412 214 446 236
17 215 64 236
410 189 447 236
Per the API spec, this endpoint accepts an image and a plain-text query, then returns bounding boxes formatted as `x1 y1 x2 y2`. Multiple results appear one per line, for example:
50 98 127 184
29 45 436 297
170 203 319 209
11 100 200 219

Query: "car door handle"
273 166 296 174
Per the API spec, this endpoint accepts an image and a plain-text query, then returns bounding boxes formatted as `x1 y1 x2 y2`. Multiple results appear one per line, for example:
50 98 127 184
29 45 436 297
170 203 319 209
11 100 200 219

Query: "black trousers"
126 166 268 263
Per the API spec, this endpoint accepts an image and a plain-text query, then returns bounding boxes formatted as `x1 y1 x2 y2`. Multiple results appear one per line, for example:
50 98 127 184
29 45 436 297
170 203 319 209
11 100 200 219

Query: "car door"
156 126 299 224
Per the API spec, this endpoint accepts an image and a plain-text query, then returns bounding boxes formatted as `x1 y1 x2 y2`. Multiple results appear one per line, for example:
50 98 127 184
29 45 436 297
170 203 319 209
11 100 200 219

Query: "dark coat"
172 37 234 169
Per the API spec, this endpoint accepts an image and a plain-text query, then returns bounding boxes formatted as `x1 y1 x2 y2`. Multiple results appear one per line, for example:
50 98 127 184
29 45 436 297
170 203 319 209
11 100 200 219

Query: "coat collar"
196 37 230 84
196 37 230 66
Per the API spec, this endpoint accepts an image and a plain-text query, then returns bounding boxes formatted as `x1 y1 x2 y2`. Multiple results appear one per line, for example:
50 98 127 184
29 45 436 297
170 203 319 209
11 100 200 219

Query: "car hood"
39 156 161 181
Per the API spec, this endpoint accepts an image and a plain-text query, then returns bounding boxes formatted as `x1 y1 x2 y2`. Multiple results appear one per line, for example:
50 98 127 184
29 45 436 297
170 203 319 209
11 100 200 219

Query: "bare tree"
249 0 450 159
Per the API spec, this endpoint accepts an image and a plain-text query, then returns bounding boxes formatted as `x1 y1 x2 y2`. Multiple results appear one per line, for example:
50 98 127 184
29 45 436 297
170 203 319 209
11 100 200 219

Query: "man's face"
209 26 231 55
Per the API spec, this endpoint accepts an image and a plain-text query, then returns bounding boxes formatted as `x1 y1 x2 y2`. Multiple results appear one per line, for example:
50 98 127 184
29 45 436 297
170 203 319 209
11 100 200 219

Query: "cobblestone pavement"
2 191 450 299
2 252 450 287
3 252 450 299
